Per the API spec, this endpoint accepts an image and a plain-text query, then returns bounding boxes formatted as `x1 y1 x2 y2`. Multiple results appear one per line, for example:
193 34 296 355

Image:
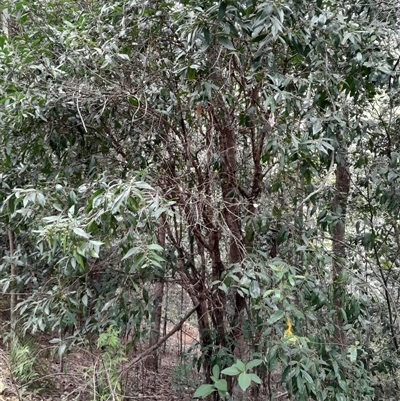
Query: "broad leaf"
267 310 284 324
193 384 215 398
238 372 251 392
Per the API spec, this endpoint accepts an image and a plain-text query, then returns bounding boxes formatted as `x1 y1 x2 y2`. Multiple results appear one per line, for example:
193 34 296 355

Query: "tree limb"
125 303 200 369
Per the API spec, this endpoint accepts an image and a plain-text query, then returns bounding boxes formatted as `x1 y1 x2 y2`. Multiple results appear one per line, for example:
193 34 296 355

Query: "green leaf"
312 121 322 135
73 227 90 239
248 373 262 384
332 360 339 377
112 188 131 214
221 366 241 376
58 343 67 358
148 244 163 251
267 345 278 370
246 359 262 370
348 346 357 363
249 280 261 298
238 372 251 392
187 66 196 82
89 240 104 247
212 365 220 378
73 251 86 269
193 384 215 398
217 36 235 50
236 359 246 372
267 310 284 324
251 33 268 43
263 289 274 297
302 370 313 384
338 379 348 392
122 247 140 261
218 1 227 20
128 97 139 106
214 379 227 392
203 27 211 45
297 373 305 393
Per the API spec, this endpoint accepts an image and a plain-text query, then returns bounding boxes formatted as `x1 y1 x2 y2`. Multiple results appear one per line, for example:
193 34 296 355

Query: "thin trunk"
2 8 9 37
188 282 212 381
8 230 16 332
332 148 350 349
218 121 247 401
145 218 166 371
4 0 12 335
145 281 164 371
162 281 169 354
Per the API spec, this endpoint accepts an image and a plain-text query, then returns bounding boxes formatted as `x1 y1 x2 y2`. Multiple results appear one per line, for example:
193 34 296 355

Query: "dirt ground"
0 321 284 400
0 322 201 401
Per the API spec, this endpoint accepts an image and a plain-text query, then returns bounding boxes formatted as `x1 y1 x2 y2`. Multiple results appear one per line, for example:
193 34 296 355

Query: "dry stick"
125 303 199 370
76 97 88 133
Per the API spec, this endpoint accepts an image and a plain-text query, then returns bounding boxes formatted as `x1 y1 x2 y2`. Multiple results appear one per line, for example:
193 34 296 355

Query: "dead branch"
124 303 200 369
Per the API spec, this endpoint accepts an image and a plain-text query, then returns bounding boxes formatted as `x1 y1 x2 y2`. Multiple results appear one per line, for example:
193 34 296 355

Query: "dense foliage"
1 0 400 400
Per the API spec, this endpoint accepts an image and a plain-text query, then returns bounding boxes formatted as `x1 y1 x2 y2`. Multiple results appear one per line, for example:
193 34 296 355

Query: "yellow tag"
284 317 293 336
283 317 297 344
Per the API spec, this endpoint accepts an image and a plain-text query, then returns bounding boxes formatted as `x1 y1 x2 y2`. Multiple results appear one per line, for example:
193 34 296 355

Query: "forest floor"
0 320 283 400
0 325 202 401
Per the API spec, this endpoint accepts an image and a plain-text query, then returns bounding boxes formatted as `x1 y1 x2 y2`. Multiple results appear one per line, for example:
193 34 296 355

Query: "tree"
1 0 400 400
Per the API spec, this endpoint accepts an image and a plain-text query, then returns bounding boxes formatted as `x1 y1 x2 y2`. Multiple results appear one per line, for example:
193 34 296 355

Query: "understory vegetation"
1 0 400 400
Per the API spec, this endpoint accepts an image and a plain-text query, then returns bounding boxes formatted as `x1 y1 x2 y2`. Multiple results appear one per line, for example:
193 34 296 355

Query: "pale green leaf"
246 359 262 370
193 384 215 398
212 365 220 378
348 346 357 363
249 280 261 298
214 379 227 392
147 244 163 251
238 373 251 391
221 366 241 376
249 373 262 384
122 247 140 261
236 360 246 372
73 227 90 239
267 310 284 324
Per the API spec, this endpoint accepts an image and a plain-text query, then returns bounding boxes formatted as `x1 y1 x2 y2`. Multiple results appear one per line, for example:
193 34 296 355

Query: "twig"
124 303 199 370
76 98 88 133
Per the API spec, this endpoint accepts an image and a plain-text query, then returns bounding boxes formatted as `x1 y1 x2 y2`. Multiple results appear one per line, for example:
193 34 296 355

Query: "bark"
145 218 166 371
186 279 213 381
2 8 9 37
8 230 16 332
332 149 350 349
215 115 248 401
3 0 13 335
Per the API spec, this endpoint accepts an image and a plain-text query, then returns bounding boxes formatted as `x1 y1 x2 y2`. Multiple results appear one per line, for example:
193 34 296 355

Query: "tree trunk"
218 120 247 401
2 8 9 37
145 218 166 371
8 230 16 332
332 148 350 350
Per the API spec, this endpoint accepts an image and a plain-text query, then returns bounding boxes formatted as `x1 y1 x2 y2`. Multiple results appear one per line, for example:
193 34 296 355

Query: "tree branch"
125 303 200 369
